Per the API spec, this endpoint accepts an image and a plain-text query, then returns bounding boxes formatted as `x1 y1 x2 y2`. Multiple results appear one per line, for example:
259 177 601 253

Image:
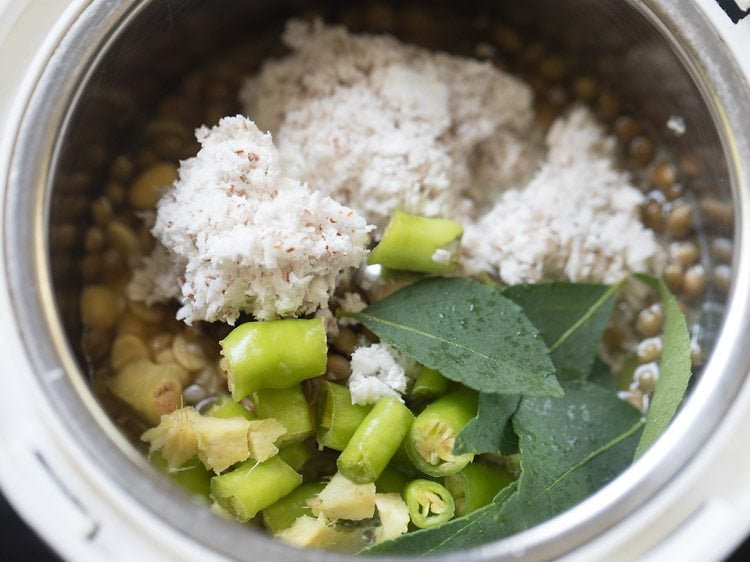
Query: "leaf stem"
548 280 624 353
545 418 645 492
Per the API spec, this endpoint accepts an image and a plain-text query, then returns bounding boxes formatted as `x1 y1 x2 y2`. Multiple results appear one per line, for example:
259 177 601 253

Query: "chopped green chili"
205 394 256 420
443 463 514 516
210 456 302 521
262 482 326 534
316 381 371 451
409 366 451 403
253 384 314 446
278 440 312 472
220 318 327 400
404 479 455 529
404 387 478 477
367 210 464 274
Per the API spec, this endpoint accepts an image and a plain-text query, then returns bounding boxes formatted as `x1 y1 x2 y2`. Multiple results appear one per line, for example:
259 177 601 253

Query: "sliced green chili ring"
404 479 455 529
405 387 478 477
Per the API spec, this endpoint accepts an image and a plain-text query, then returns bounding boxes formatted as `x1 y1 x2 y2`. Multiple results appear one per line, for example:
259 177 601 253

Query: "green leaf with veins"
453 393 520 455
454 282 621 457
354 277 561 397
633 274 692 459
366 381 643 555
502 281 621 381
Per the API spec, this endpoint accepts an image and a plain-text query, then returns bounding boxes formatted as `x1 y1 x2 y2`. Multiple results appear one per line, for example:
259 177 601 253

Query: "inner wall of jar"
48 0 732 431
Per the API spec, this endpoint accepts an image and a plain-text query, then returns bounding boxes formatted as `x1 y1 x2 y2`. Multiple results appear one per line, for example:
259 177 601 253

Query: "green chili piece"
262 482 326 534
367 210 464 274
337 396 414 484
409 366 450 402
204 394 256 420
210 456 302 522
278 440 312 472
389 441 421 478
404 479 455 529
253 384 314 446
443 463 514 517
405 387 478 477
150 451 211 500
316 381 371 451
220 318 327 400
375 466 409 495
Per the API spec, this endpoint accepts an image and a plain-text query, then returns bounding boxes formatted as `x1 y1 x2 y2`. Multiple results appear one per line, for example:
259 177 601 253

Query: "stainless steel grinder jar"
1 1 750 561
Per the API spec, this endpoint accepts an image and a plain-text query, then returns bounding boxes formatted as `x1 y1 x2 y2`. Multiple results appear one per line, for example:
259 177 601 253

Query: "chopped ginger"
374 493 410 543
142 407 201 467
246 418 287 461
141 406 287 473
308 472 376 521
275 515 365 553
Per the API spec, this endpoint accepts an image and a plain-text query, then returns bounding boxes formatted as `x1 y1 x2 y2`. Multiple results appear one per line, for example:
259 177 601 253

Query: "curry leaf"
453 282 620 457
453 393 520 455
502 281 621 381
367 381 642 555
355 277 561 396
633 274 692 459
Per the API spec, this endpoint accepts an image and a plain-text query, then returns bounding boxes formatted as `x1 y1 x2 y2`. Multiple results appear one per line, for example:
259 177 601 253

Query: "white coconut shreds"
127 115 372 324
348 343 418 405
240 20 537 227
461 107 665 284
